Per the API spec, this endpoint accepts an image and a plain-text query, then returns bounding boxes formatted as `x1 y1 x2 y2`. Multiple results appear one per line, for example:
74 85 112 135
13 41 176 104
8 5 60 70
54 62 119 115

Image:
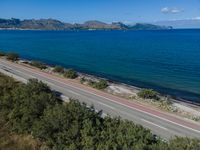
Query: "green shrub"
30 61 47 69
169 137 200 150
137 89 159 100
89 79 108 90
6 53 19 61
53 65 65 73
80 77 86 84
64 69 78 79
0 73 200 150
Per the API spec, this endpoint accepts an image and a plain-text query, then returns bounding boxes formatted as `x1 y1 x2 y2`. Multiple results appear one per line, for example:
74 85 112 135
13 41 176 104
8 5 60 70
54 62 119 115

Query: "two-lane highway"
0 59 200 140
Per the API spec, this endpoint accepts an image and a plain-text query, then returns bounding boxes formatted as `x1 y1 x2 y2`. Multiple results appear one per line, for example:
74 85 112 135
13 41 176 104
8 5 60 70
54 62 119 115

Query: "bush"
137 89 159 100
80 77 86 84
89 79 108 90
0 73 200 150
169 137 200 150
30 61 47 70
8 79 58 133
53 65 64 73
6 53 19 61
64 69 78 79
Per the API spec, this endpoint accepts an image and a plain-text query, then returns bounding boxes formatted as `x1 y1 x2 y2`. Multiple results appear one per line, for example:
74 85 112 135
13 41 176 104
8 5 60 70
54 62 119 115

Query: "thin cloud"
192 16 200 20
161 7 183 14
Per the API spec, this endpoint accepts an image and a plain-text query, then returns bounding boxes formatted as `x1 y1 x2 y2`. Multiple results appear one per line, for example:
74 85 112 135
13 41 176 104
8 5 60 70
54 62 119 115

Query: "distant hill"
0 18 172 30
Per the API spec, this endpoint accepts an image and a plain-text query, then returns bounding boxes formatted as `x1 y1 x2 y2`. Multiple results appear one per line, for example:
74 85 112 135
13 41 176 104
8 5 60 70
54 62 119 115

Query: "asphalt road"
0 59 200 140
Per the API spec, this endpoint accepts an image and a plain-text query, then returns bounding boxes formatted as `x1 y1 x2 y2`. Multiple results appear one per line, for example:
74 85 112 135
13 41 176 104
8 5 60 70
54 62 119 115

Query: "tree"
6 53 19 61
64 69 78 79
53 65 64 73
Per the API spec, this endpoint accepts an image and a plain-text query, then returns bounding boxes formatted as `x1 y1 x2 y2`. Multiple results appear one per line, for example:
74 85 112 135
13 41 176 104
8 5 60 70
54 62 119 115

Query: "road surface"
0 59 200 140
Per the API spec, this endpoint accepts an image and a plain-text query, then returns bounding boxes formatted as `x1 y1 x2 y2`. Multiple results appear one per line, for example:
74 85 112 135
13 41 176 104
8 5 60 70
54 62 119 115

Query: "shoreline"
15 58 200 122
0 54 199 122
15 54 200 104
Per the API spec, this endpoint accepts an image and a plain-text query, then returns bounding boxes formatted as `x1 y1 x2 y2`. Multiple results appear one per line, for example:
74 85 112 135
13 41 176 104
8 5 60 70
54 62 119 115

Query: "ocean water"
0 30 200 102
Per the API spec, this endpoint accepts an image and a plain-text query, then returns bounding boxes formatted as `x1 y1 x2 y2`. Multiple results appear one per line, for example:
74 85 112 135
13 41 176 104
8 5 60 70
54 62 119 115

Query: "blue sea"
0 30 200 103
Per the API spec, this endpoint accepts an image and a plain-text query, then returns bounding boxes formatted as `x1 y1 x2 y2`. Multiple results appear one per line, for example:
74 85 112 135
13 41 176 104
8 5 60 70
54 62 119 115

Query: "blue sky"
0 0 200 23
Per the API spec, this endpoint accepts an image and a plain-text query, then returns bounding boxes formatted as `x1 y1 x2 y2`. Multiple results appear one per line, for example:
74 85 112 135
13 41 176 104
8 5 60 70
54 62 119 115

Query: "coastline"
14 58 199 122
0 51 199 122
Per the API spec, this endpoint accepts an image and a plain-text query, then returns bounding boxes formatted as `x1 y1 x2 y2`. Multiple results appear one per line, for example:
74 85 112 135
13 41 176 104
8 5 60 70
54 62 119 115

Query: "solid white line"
1 60 200 134
141 119 168 130
98 101 116 110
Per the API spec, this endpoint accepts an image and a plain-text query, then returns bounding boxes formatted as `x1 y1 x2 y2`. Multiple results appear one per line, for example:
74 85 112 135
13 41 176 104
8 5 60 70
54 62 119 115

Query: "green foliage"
0 73 20 119
0 116 47 150
169 137 200 150
30 61 47 70
53 65 65 73
80 77 86 84
192 116 200 122
137 89 159 100
89 79 108 90
64 69 78 79
8 79 58 133
32 101 103 149
0 73 199 150
0 76 58 133
6 52 19 61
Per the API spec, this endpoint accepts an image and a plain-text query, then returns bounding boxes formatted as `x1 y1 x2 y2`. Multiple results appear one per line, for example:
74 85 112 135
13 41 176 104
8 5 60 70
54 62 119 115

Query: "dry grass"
0 118 49 150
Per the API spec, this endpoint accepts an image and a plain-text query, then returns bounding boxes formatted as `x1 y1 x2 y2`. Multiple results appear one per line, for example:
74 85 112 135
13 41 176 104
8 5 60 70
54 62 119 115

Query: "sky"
0 0 200 23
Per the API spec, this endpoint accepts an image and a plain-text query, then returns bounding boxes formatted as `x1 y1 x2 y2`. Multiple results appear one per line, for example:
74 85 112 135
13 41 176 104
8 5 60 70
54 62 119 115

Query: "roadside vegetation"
0 117 48 150
88 79 108 89
6 53 19 61
0 51 19 61
30 61 47 70
64 69 78 79
53 65 65 73
80 77 108 90
0 73 200 150
136 89 176 111
137 89 159 100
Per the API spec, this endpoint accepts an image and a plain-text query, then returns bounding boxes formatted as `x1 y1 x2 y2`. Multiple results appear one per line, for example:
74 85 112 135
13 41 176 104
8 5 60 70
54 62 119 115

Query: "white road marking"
1 60 200 134
98 101 116 110
141 119 168 130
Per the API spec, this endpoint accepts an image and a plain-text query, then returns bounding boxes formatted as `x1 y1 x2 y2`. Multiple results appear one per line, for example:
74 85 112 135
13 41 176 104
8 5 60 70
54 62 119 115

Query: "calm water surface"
0 30 200 102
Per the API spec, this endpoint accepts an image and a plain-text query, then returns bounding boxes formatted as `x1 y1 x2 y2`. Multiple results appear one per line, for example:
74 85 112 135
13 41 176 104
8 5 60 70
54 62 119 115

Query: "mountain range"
0 18 172 30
